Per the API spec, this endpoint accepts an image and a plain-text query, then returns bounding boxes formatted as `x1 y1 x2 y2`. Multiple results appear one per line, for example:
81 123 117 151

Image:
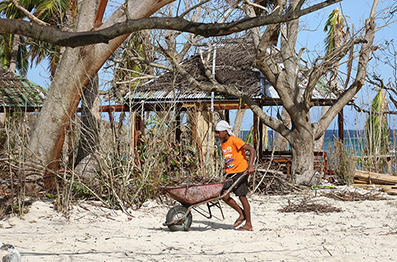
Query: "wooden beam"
338 109 344 142
354 170 397 185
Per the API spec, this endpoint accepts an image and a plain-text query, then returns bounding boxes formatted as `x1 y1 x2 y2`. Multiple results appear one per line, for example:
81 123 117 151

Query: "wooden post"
253 113 258 150
338 109 344 143
176 109 181 142
131 111 136 156
259 116 263 159
136 112 143 143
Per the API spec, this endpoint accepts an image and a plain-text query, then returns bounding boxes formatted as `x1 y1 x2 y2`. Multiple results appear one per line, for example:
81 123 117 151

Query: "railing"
260 150 332 177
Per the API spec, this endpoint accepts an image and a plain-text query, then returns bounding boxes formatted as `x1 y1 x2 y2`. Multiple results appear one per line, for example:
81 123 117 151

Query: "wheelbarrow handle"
220 171 248 198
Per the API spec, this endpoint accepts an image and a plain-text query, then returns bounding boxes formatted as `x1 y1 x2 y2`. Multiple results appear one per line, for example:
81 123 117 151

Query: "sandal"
233 218 245 227
237 226 253 231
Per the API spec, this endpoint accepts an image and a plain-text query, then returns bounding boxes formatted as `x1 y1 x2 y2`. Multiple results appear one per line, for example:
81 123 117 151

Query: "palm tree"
0 0 32 75
0 33 29 75
0 0 70 76
364 88 390 172
314 8 347 151
324 8 345 55
28 0 70 76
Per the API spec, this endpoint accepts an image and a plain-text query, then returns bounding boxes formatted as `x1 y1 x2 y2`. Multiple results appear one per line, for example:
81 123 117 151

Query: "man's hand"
247 166 255 175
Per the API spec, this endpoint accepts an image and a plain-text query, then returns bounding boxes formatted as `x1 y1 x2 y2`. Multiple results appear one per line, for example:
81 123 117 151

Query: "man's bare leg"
237 195 253 231
222 192 245 226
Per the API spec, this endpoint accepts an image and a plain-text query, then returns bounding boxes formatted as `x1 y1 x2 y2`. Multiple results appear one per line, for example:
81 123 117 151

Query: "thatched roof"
0 65 47 112
128 41 261 103
126 40 337 107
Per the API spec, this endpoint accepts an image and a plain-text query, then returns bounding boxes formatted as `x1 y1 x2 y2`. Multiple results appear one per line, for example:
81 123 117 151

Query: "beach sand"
1 187 397 261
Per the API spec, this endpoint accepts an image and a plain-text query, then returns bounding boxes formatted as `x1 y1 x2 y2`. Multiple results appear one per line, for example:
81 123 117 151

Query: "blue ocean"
241 129 397 156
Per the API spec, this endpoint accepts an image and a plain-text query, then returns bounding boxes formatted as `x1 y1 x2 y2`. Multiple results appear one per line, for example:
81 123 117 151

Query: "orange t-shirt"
221 135 247 174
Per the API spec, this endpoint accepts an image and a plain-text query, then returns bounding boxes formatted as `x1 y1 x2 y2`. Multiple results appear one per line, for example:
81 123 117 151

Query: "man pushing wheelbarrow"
215 120 256 232
162 120 255 231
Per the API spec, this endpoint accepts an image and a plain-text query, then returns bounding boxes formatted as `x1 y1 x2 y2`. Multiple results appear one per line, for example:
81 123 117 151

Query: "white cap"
215 120 235 136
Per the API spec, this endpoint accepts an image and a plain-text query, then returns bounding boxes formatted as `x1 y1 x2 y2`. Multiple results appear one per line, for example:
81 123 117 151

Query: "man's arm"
242 144 256 175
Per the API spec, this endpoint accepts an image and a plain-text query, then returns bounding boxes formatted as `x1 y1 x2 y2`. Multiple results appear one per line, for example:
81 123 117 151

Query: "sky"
25 0 397 131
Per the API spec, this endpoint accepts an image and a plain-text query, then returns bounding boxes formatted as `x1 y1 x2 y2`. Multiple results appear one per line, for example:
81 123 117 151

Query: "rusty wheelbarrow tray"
161 172 247 231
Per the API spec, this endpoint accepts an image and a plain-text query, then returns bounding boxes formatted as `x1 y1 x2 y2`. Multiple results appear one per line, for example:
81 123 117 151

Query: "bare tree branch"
179 0 210 18
243 0 271 14
0 0 340 47
305 38 366 104
349 101 397 115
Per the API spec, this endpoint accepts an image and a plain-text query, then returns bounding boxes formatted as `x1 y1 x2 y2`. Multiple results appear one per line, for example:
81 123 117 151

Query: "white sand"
1 188 397 261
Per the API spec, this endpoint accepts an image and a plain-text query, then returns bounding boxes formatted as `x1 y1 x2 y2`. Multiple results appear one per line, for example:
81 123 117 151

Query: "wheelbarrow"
161 172 247 231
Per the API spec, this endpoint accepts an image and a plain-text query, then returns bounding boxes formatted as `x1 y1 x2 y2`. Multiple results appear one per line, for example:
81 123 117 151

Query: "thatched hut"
0 65 47 151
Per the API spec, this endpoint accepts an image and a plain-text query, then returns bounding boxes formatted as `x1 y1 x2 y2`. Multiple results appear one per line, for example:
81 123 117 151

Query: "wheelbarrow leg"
206 200 224 220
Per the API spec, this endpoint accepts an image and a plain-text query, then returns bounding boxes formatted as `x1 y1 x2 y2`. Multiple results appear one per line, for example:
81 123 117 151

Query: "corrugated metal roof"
128 88 234 101
0 65 47 110
127 72 336 103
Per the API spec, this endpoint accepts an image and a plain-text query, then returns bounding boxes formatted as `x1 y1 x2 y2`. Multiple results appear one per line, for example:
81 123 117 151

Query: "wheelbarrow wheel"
166 205 192 231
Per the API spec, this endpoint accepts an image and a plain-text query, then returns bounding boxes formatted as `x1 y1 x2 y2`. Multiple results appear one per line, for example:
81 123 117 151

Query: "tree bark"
233 109 246 138
314 106 329 151
75 74 100 166
291 126 315 185
9 34 19 72
272 107 290 151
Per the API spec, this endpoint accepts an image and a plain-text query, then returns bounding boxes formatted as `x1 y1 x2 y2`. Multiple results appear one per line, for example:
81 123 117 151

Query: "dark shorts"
222 171 248 196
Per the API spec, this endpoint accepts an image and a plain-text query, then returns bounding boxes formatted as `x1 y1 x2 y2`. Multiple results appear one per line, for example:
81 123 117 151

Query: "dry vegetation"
0 107 395 219
326 139 356 185
278 196 343 213
0 106 223 219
